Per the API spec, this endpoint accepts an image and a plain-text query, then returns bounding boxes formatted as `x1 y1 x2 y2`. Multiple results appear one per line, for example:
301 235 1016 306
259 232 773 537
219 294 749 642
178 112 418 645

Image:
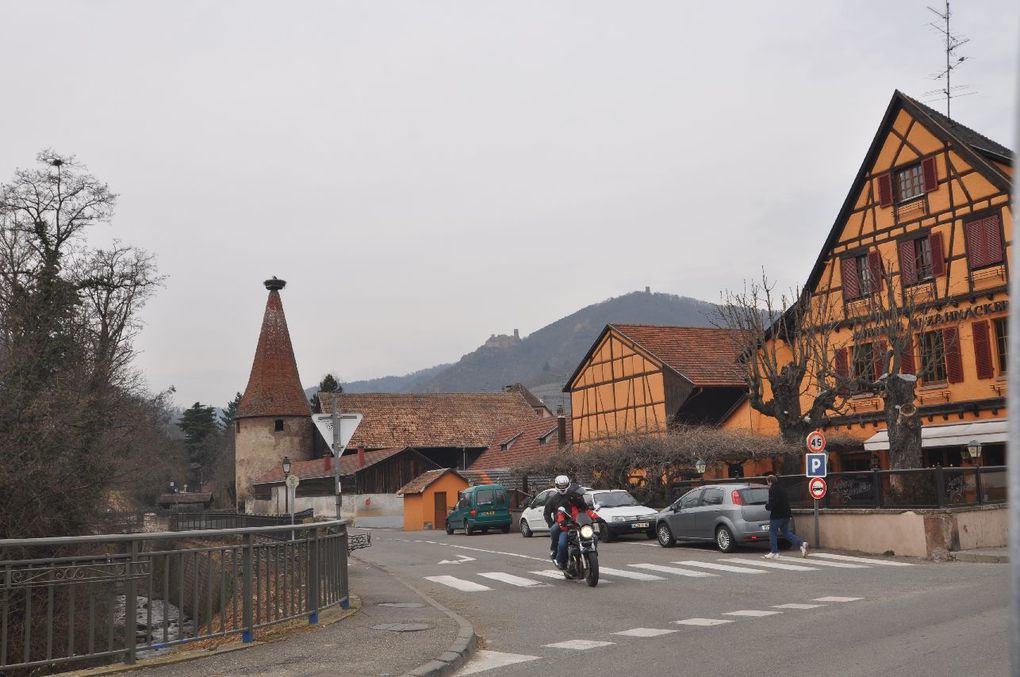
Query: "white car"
519 487 657 541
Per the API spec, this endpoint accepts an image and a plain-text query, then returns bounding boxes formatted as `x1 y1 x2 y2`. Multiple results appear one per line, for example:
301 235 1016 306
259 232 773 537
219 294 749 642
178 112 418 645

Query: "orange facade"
400 470 469 531
724 92 1011 469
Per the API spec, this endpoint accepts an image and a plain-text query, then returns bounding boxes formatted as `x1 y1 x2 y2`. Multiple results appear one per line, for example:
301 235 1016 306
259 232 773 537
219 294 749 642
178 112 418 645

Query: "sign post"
805 431 828 547
312 407 364 520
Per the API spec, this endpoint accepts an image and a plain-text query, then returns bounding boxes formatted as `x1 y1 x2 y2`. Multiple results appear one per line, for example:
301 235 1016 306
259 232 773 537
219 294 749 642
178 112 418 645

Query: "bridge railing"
0 520 349 673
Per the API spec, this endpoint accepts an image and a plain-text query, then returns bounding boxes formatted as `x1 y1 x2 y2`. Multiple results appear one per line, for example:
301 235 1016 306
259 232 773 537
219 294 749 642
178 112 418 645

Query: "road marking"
672 561 767 574
674 618 733 627
438 554 477 565
477 572 548 588
773 603 825 609
629 563 716 578
423 576 492 592
795 559 868 569
720 558 818 572
529 570 613 583
813 596 864 603
724 610 781 617
458 650 541 675
811 553 913 566
598 566 665 581
613 627 678 638
545 639 615 650
638 542 660 547
446 544 550 562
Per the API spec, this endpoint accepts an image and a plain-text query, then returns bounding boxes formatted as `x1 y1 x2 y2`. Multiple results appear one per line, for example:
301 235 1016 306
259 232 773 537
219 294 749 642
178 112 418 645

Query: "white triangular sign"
312 413 364 457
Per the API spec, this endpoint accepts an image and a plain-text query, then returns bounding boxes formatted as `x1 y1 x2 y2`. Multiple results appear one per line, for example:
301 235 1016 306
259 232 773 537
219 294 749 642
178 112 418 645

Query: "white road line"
638 542 660 547
613 628 678 638
720 558 818 572
813 596 864 603
773 603 825 610
529 570 613 583
458 650 541 675
545 639 616 650
795 558 868 569
674 618 733 627
672 561 768 574
477 572 548 587
629 563 717 578
424 575 492 592
598 566 666 581
811 553 914 566
446 544 550 562
724 610 781 617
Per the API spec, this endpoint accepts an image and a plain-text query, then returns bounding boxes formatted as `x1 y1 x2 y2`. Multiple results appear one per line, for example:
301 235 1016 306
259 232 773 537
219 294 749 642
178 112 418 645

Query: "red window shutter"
972 320 994 379
966 218 990 268
921 157 937 193
900 335 916 375
877 173 893 207
898 239 917 285
986 215 1005 265
929 231 946 277
835 348 849 378
873 341 887 380
867 249 884 292
840 257 860 301
943 327 964 383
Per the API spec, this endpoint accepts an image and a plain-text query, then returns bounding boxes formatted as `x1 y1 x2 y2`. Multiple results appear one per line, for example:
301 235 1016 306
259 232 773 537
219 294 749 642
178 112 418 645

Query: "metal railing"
669 466 1008 510
167 510 314 533
0 520 350 673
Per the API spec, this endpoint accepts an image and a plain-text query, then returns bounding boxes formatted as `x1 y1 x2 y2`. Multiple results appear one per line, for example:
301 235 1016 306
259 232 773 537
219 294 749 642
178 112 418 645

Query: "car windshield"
740 488 769 505
591 492 639 508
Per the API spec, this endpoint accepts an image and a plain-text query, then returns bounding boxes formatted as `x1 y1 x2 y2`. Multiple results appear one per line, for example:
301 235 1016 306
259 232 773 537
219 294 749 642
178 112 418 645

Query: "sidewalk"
90 554 474 677
954 547 1009 564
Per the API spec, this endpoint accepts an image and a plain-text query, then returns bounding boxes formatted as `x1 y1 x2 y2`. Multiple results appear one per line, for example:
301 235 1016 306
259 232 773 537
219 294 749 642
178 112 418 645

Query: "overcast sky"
1 1 1016 409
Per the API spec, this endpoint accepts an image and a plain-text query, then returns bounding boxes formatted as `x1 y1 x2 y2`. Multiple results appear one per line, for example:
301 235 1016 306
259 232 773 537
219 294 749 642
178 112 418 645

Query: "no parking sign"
808 477 828 500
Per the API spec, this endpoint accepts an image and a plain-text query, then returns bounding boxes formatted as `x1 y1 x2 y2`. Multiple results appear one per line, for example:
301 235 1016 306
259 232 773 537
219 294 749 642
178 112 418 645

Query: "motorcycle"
556 507 600 587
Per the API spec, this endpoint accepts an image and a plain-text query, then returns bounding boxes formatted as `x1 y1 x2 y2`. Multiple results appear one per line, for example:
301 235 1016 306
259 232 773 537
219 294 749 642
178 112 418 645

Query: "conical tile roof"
236 278 311 418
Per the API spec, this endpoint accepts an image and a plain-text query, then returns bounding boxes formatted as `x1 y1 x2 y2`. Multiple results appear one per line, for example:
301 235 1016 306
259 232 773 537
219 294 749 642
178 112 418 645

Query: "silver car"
655 483 787 553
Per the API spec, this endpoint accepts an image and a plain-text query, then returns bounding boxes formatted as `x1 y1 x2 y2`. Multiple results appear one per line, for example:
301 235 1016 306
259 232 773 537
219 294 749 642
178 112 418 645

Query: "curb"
353 555 477 677
953 551 1009 564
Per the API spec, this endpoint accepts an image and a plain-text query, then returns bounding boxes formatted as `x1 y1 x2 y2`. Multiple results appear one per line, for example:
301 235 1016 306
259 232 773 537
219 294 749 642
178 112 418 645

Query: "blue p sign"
806 453 827 478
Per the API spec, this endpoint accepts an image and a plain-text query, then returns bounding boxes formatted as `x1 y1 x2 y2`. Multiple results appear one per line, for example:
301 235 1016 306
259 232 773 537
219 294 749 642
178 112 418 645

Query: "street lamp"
282 456 291 515
966 440 983 465
168 480 176 494
695 458 707 475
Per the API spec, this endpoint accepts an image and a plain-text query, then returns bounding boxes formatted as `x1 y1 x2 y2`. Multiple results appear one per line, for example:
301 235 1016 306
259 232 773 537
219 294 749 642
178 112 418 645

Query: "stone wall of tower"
235 416 314 509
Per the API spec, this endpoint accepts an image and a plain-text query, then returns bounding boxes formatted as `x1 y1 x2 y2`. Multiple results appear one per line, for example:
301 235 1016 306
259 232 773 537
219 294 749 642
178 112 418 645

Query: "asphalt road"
356 529 1008 677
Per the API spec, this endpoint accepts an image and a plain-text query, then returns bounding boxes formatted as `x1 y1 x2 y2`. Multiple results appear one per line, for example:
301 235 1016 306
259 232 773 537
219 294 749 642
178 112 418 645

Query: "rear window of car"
740 488 769 505
476 489 506 506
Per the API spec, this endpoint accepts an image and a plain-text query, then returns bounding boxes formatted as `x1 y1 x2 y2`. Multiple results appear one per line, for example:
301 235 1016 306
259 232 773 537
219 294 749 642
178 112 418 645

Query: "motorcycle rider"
549 478 600 571
544 475 574 562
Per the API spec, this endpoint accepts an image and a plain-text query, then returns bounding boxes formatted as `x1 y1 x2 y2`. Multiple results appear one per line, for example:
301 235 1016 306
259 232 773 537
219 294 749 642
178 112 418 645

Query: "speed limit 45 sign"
806 430 826 453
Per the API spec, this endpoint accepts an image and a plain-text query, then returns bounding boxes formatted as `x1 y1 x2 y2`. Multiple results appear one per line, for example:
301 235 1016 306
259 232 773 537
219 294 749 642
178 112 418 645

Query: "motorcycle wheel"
584 552 599 587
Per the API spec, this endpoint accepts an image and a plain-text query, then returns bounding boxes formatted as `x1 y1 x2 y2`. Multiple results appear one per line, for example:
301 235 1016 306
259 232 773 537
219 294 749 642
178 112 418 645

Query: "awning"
863 419 1008 452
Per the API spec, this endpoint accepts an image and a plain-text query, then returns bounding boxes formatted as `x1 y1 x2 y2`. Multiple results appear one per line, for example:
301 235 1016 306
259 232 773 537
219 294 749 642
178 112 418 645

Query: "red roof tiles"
609 324 744 387
316 392 538 449
237 285 311 419
471 416 571 470
252 448 405 485
396 468 468 495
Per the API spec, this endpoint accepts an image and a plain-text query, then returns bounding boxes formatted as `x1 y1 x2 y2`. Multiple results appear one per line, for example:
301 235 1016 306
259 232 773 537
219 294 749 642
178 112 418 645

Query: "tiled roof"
904 93 1013 161
316 392 539 449
396 468 467 495
471 416 571 470
237 283 311 418
609 324 745 387
252 448 405 485
504 383 552 415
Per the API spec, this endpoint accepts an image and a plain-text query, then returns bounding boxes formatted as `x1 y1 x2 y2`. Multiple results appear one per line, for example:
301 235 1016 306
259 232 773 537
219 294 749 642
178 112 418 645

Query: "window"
878 157 937 207
841 249 882 301
679 490 702 510
896 164 925 203
911 237 934 280
965 214 1005 270
702 488 723 506
899 232 945 285
274 419 284 432
994 318 1008 374
856 255 875 296
852 342 877 381
918 330 947 384
235 420 240 433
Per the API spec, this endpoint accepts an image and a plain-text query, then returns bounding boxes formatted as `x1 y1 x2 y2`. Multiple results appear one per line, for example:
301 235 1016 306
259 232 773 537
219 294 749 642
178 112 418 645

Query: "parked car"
654 483 792 553
446 484 512 535
583 489 658 541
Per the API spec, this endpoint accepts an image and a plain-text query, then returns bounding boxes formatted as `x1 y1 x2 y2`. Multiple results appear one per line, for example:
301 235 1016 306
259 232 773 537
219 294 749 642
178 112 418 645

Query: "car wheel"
520 519 533 537
465 522 474 536
597 520 614 542
656 522 675 547
445 520 454 535
715 526 736 553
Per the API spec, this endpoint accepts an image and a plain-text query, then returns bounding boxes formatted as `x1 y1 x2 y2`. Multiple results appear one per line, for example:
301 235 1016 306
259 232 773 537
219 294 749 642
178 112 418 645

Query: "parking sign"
806 453 827 478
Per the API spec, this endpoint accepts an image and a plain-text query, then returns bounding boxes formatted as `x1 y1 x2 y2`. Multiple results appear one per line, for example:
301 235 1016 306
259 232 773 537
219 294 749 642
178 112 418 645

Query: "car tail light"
470 509 477 517
730 490 744 506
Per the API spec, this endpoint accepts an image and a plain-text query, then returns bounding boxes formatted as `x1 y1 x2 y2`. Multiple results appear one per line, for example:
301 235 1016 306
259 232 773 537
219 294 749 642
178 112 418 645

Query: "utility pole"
332 395 342 520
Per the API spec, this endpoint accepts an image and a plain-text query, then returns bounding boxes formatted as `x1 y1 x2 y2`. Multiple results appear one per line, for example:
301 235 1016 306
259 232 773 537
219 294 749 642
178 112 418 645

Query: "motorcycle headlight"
579 524 595 539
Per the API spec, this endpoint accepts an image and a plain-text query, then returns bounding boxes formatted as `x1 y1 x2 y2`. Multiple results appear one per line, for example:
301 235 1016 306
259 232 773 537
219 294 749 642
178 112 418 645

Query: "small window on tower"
236 420 240 433
274 419 284 432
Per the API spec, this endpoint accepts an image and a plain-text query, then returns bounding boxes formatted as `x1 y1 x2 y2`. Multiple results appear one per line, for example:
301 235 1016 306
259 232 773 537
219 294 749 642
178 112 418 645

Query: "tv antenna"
925 1 972 119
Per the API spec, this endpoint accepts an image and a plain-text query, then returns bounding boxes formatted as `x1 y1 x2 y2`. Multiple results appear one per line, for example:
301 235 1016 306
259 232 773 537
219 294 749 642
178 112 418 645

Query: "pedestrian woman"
764 474 808 559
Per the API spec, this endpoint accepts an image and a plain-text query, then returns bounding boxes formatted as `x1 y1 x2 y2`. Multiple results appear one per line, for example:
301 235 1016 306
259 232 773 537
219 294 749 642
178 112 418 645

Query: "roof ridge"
900 91 1013 159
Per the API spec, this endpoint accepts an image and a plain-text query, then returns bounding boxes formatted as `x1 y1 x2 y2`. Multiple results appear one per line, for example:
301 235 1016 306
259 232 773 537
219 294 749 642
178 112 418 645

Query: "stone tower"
234 277 313 509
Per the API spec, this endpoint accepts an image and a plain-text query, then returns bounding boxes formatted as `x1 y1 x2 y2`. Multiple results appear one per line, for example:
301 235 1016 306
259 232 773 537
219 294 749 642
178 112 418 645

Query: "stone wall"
235 416 313 505
249 491 404 528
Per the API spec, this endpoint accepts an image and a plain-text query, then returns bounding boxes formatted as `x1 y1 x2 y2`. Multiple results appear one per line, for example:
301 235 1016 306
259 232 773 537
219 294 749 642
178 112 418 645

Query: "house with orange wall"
397 469 469 531
723 90 1011 471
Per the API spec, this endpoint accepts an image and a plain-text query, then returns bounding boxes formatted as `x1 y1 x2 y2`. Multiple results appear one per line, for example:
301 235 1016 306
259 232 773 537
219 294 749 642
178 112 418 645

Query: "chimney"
357 447 366 468
557 411 567 448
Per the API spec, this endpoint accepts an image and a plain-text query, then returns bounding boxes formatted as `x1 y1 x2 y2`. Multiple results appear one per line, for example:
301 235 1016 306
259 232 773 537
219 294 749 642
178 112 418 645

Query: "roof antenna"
924 0 972 119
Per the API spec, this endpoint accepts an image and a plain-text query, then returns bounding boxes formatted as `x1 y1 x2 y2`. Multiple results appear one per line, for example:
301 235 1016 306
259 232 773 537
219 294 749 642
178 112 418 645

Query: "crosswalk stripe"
773 603 825 609
795 558 868 569
720 558 818 572
477 572 547 587
674 618 733 627
629 563 717 578
424 575 492 592
672 561 767 574
813 596 864 603
545 639 615 650
724 609 781 617
459 650 541 675
811 553 913 566
529 569 612 583
613 627 678 637
598 566 666 581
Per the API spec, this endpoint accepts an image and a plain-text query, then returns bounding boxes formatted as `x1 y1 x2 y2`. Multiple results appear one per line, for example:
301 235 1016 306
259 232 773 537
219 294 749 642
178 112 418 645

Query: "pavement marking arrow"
438 554 477 564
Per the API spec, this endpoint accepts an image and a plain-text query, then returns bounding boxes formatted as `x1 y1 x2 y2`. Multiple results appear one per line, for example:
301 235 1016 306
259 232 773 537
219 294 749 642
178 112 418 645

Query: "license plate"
632 522 649 529
483 511 495 516
761 524 770 531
